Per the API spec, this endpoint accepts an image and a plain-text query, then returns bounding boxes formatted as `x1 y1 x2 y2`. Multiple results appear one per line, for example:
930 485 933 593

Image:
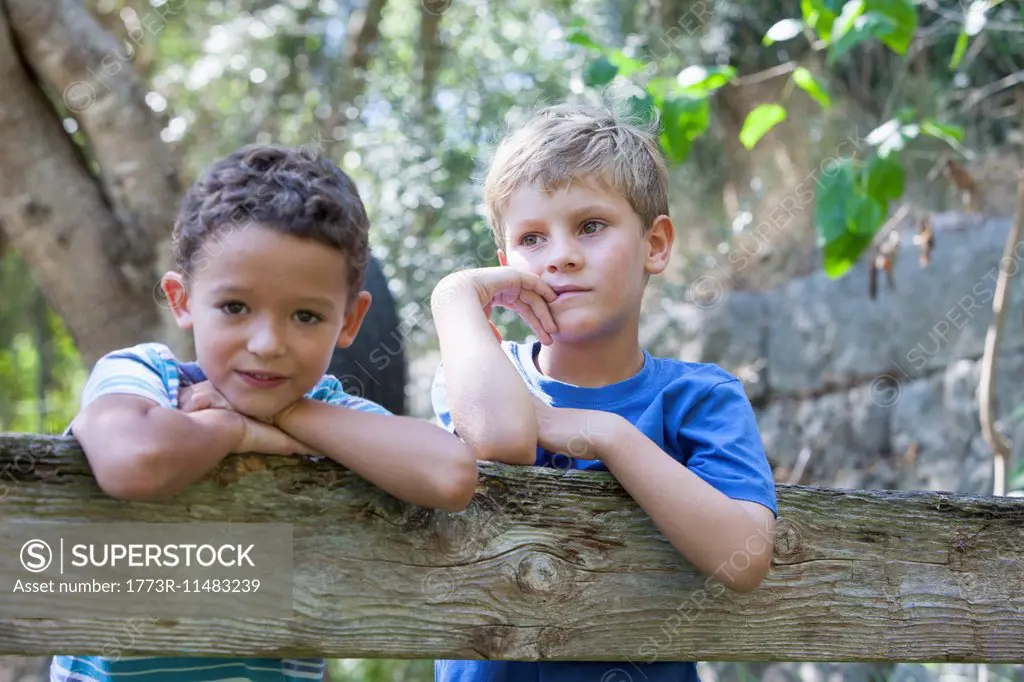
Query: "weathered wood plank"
2 433 1024 663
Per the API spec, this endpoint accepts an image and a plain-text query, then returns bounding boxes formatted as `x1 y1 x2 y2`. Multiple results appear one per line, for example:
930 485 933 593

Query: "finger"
519 289 558 335
180 394 200 413
190 393 215 413
511 299 553 346
520 274 558 302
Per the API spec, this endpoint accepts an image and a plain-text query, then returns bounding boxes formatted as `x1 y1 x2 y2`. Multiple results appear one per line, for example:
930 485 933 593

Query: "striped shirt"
56 342 390 682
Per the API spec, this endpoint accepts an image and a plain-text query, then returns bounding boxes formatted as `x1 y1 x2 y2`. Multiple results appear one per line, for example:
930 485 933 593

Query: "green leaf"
921 119 965 146
566 29 603 52
764 19 804 45
828 0 917 63
583 56 619 87
792 67 832 109
739 104 787 149
950 29 969 69
824 231 874 278
675 65 737 97
831 0 867 43
894 107 917 123
645 77 676 101
865 0 917 54
861 154 905 206
801 0 837 41
828 12 896 64
845 192 885 236
658 97 711 164
814 158 857 243
627 92 657 124
608 50 647 77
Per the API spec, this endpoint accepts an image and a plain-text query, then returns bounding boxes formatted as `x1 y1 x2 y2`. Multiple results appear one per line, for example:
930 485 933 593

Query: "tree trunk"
0 1 176 367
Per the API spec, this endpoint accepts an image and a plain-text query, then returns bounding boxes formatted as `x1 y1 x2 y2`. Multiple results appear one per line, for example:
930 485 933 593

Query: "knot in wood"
773 518 801 558
515 552 567 596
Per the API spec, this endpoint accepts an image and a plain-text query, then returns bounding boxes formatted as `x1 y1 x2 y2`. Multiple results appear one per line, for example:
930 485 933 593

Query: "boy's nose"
247 322 287 357
546 238 583 272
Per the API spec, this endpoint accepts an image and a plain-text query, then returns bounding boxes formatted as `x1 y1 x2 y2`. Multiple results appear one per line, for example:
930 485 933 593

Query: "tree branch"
979 170 1024 496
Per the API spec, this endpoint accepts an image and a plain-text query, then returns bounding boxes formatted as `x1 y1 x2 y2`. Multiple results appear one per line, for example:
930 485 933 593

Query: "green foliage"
791 67 832 109
813 150 908 278
739 104 788 150
327 658 432 682
566 0 975 280
0 248 85 433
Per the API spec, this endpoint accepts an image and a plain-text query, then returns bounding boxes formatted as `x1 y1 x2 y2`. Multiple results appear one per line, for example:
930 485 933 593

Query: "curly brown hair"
172 144 371 299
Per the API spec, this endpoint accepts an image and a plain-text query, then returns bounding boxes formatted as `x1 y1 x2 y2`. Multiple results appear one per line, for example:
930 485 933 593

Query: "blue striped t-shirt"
56 342 390 682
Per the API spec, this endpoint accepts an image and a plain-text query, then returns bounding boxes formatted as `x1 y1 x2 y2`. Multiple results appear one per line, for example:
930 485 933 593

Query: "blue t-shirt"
431 340 778 682
58 342 390 682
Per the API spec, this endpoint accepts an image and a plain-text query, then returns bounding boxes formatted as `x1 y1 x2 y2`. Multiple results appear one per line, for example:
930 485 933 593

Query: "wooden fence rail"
1 433 1023 663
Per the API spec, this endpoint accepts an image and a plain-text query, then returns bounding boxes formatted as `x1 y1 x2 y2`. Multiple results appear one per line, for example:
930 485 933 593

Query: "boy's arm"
429 268 557 465
532 383 777 592
598 418 776 592
272 399 478 512
71 394 246 501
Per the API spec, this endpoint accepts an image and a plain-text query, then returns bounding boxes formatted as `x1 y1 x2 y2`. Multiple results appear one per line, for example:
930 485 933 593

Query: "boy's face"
498 177 673 344
161 224 371 420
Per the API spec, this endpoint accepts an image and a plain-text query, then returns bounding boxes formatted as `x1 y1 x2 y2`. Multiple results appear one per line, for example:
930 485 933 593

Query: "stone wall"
642 212 1024 496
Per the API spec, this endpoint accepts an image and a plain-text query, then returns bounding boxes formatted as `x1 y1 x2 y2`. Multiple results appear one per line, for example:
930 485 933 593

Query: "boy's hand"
531 395 620 461
180 382 318 456
232 414 319 456
439 267 559 345
179 381 233 413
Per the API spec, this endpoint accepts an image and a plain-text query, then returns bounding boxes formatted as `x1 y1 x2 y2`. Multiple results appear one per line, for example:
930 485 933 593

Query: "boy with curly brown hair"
58 144 478 682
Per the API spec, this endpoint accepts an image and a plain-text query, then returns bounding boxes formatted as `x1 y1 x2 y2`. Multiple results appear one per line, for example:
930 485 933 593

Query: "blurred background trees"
1 0 1022 679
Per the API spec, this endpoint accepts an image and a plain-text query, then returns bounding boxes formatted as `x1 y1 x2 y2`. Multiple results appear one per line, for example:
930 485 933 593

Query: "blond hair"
483 104 669 244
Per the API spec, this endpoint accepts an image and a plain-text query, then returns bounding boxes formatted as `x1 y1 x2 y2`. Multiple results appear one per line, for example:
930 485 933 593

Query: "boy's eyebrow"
568 203 619 219
208 285 337 311
294 296 337 311
511 204 619 231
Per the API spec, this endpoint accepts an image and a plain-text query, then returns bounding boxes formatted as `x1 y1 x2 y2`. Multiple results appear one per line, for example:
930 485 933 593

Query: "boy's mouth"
551 284 590 299
237 370 287 389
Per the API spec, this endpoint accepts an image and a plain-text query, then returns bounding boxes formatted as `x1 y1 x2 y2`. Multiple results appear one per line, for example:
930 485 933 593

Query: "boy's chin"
548 314 629 345
223 392 291 422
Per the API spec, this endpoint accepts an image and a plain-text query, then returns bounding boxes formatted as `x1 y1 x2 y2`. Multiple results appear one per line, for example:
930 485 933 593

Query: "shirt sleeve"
307 375 392 415
78 344 178 410
65 343 179 437
429 360 457 433
678 379 778 517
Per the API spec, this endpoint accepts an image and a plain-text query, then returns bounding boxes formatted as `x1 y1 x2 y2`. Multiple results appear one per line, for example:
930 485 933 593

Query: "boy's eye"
581 220 604 235
520 234 541 246
294 310 324 325
219 301 248 315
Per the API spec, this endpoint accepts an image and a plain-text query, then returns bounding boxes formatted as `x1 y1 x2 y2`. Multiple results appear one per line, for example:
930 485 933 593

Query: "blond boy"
429 105 778 682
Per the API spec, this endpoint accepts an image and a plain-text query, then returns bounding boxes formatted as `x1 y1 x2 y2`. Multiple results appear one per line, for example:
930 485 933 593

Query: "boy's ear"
160 272 194 329
644 215 675 276
497 249 508 266
336 291 372 349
